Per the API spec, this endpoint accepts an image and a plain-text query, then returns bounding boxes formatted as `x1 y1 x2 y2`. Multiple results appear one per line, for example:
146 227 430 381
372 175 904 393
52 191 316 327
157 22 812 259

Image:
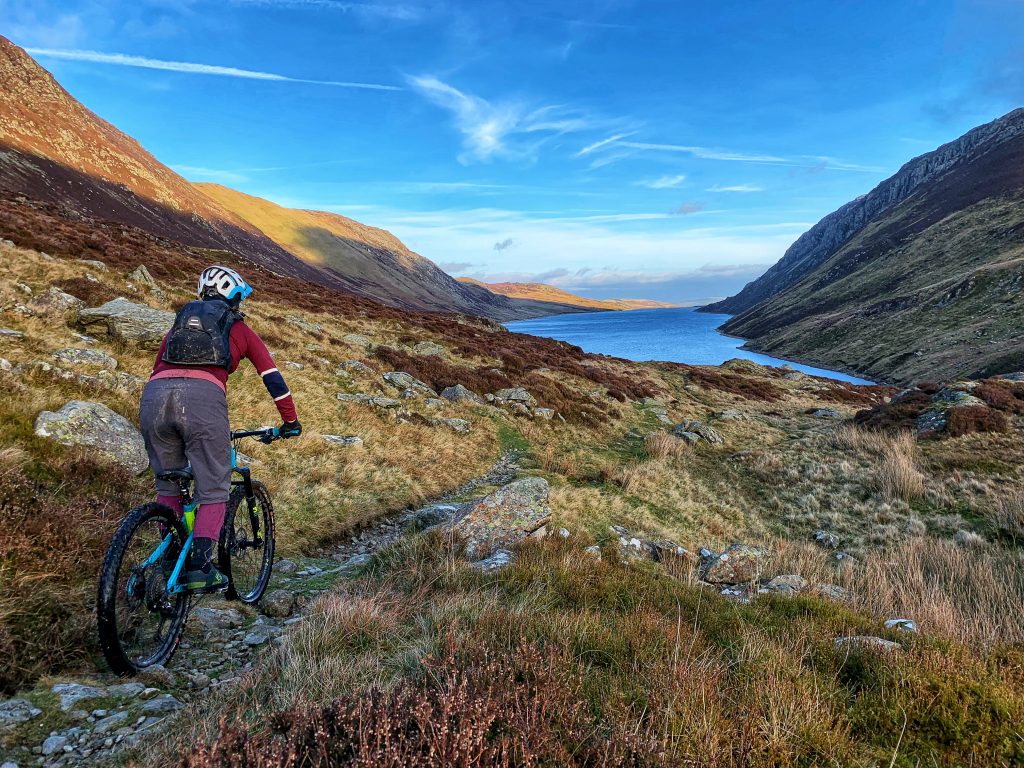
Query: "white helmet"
197 265 253 303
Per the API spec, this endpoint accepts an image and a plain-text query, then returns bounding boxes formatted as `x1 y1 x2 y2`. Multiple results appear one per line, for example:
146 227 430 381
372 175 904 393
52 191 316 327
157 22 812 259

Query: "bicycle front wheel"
220 482 275 604
97 503 190 676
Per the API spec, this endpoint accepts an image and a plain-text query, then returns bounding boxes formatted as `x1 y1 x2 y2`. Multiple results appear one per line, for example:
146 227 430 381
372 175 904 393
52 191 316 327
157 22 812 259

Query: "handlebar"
231 427 281 444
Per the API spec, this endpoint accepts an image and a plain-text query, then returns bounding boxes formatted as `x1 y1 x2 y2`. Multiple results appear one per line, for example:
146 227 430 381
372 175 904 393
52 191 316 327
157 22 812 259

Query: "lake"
506 306 873 385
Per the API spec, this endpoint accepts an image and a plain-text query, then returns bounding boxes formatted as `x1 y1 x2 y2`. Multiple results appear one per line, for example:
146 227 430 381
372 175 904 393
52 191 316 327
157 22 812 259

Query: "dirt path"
0 453 520 768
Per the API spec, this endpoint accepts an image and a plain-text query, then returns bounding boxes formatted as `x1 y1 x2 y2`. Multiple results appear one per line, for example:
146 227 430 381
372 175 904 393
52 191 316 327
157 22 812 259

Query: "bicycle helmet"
197 265 253 304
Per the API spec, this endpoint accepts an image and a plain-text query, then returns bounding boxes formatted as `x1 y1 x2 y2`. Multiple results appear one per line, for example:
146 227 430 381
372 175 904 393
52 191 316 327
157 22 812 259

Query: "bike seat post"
178 478 194 509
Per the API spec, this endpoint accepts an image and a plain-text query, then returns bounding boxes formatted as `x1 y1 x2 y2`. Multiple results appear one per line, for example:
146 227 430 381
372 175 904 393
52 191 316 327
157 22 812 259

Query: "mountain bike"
97 427 280 676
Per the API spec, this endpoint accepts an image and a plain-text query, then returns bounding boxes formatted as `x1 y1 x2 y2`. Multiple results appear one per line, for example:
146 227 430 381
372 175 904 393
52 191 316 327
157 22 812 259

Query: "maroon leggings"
157 494 226 541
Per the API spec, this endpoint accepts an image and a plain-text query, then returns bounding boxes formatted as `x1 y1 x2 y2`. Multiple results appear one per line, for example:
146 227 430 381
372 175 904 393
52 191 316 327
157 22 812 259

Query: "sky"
4 0 1024 303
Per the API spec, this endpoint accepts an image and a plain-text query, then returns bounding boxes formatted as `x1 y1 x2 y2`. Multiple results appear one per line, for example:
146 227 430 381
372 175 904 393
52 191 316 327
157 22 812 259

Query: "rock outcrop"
450 477 551 559
77 298 174 348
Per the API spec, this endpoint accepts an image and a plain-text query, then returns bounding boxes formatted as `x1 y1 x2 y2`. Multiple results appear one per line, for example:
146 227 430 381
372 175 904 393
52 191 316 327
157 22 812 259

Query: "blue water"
506 307 873 385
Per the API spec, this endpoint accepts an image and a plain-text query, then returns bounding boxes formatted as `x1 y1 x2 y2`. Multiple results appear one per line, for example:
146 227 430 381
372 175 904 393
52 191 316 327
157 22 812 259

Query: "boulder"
493 387 537 406
323 435 363 447
51 683 105 711
53 348 118 369
424 398 445 410
884 618 918 633
0 328 25 341
28 287 85 314
383 371 436 396
814 530 840 549
811 408 841 419
672 419 722 445
533 408 555 421
712 409 744 421
699 544 768 584
137 664 176 688
261 589 297 618
127 264 160 292
470 549 515 571
441 384 483 404
413 341 445 356
78 298 174 348
34 401 148 473
674 431 701 445
77 258 107 271
192 607 244 630
338 359 373 376
451 477 551 558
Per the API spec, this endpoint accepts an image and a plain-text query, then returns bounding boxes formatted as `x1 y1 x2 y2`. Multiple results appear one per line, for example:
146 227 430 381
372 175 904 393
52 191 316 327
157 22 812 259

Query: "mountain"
0 36 562 321
704 109 1024 384
457 278 679 311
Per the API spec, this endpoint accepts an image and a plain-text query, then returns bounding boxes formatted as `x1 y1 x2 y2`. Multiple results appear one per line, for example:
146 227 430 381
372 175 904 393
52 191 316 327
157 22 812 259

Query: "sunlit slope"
458 278 678 311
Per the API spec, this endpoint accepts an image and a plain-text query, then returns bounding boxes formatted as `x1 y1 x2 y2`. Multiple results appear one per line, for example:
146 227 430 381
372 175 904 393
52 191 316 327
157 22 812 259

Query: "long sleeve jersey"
151 320 298 422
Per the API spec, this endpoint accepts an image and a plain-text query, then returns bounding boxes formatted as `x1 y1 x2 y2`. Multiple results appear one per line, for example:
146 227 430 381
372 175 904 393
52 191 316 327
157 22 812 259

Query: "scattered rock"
78 298 174 348
673 431 701 445
127 264 160 292
440 384 483 404
77 258 107 271
699 544 768 584
884 618 918 633
284 361 304 370
584 544 602 560
814 530 840 549
93 711 130 734
286 315 323 335
809 583 849 601
28 287 85 314
274 559 298 573
533 407 555 421
244 629 270 647
712 409 744 421
811 408 841 418
435 417 471 434
383 371 436 396
492 387 537 406
0 698 43 727
261 589 297 618
761 574 808 595
343 333 372 348
34 401 148 473
323 434 363 447
640 398 673 425
834 636 901 653
0 328 25 341
0 358 10 371
138 695 182 714
338 359 373 376
470 549 514 571
451 477 551 559
192 607 244 630
413 341 445 356
336 393 401 409
424 397 444 410
672 419 722 445
52 683 105 711
41 734 69 755
53 348 118 369
106 682 145 699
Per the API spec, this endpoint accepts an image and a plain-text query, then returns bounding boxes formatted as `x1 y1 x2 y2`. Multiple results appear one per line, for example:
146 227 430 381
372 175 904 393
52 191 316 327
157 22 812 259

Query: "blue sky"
5 0 1024 302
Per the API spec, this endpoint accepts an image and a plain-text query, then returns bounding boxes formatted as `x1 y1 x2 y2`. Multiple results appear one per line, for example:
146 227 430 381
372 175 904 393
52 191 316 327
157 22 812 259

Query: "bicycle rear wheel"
220 482 275 603
97 503 190 675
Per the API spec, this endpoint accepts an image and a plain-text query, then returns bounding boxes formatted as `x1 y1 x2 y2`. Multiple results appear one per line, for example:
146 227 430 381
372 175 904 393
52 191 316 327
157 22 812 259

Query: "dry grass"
644 430 689 460
992 490 1024 540
833 426 925 501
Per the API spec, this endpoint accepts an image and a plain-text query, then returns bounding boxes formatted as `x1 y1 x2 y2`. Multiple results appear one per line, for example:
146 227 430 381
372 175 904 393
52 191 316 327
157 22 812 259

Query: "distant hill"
704 109 1024 384
458 279 678 312
0 36 568 321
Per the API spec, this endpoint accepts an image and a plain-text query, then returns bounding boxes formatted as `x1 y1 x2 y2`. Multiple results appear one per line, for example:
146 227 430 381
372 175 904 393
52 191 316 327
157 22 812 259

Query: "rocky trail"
0 453 522 768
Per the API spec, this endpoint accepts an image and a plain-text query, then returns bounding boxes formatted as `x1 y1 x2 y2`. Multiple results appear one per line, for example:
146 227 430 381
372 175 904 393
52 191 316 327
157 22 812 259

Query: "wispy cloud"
438 261 476 273
26 47 402 90
408 75 604 163
227 0 425 21
493 237 516 251
673 201 705 215
579 135 882 172
638 174 686 189
707 184 764 192
171 165 250 184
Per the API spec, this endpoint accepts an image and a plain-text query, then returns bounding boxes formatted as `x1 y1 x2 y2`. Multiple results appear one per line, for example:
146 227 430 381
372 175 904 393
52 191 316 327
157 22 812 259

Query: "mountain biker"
140 265 301 592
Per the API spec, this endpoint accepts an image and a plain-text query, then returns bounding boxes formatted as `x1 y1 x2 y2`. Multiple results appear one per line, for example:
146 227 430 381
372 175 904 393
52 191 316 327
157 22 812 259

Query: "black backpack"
162 300 240 369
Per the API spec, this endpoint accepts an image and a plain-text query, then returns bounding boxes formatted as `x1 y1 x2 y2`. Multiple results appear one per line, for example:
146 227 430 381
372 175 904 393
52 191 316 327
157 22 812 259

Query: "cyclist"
140 265 301 592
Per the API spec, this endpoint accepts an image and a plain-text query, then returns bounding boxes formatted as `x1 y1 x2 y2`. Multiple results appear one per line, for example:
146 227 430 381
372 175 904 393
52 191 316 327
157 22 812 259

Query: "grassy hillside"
712 110 1024 384
1 200 1023 766
458 278 679 311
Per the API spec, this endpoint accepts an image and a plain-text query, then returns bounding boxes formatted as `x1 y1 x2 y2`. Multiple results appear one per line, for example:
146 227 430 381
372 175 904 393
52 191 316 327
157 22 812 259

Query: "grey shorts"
139 377 231 504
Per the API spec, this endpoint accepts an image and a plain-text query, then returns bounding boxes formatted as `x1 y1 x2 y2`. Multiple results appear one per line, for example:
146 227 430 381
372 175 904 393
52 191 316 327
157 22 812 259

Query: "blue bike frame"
133 427 278 594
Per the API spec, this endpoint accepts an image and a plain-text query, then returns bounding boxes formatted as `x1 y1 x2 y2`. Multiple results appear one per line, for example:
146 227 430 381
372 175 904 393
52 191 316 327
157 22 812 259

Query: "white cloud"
576 132 636 157
171 165 250 184
638 174 686 189
408 75 604 163
25 47 402 90
227 0 424 21
707 184 764 192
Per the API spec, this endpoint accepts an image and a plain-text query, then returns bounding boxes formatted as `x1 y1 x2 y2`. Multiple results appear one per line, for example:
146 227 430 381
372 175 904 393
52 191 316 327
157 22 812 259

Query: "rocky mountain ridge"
457 278 678 312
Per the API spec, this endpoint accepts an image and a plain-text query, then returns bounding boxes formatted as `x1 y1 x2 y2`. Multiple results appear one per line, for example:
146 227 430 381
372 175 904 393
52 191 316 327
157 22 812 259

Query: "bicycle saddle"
156 467 194 483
